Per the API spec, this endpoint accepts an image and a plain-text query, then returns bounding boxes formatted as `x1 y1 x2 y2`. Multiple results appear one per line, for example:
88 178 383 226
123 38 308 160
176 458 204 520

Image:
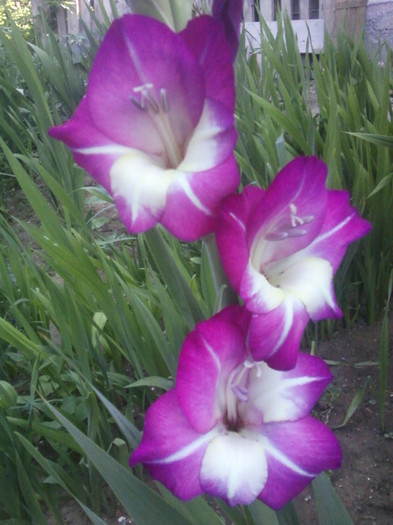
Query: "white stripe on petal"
228 211 246 232
261 437 316 477
151 427 220 464
270 298 294 355
175 175 213 216
201 336 222 372
309 214 354 246
74 144 133 155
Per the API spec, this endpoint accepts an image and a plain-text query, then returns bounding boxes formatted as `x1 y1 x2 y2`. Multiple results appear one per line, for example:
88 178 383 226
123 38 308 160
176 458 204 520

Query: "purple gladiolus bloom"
49 14 239 241
216 157 372 370
130 306 342 508
213 0 244 60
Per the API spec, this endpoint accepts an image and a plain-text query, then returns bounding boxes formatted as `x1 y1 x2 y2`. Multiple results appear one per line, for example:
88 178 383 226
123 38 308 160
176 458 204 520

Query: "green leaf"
14 453 48 524
16 433 109 525
249 499 280 525
348 132 393 149
0 381 18 409
334 377 369 429
45 401 195 525
144 228 205 328
277 501 301 525
92 386 142 449
366 173 393 199
125 376 173 391
127 0 193 31
312 472 354 525
0 317 46 361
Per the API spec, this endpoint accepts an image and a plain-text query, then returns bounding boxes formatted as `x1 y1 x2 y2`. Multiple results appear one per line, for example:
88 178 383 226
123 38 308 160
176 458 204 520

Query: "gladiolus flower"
49 14 239 241
216 157 371 370
213 0 244 60
130 306 341 508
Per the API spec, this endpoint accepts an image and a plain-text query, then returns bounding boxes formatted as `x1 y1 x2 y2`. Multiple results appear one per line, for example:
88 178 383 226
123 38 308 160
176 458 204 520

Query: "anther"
131 83 159 114
130 95 146 111
287 228 307 238
265 231 289 241
231 384 249 402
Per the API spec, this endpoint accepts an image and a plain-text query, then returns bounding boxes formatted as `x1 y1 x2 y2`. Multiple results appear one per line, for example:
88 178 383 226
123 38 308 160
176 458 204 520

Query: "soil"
2 182 393 525
296 319 393 525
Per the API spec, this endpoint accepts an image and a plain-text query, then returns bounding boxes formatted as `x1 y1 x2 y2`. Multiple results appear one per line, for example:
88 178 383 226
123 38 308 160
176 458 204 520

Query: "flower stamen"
160 88 169 113
130 83 182 168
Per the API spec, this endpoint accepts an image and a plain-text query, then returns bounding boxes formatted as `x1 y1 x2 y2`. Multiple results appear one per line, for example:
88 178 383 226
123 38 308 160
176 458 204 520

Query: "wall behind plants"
365 0 393 60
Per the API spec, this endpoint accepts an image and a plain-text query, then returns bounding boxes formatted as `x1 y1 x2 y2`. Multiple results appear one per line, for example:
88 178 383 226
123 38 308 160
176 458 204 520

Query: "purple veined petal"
265 253 342 321
48 97 128 192
216 185 265 291
245 353 333 422
180 16 235 109
176 306 250 433
109 150 175 233
200 432 268 506
247 297 310 370
130 390 216 501
248 157 329 269
86 15 204 162
304 190 372 273
212 0 244 61
258 417 342 510
161 153 240 241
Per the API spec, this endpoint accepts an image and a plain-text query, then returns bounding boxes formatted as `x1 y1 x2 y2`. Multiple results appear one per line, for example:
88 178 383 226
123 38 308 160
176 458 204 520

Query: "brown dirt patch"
296 319 393 524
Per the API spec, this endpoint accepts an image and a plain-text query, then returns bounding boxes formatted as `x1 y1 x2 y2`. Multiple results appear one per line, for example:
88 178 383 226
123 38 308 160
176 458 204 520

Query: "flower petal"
266 254 342 320
176 306 250 433
130 390 213 501
179 99 237 172
48 97 127 192
259 417 342 510
304 190 372 272
248 296 309 370
212 0 244 60
162 154 239 241
216 186 266 291
249 157 328 268
87 15 204 155
200 432 268 506
240 261 285 313
180 16 235 108
246 353 333 422
109 150 175 232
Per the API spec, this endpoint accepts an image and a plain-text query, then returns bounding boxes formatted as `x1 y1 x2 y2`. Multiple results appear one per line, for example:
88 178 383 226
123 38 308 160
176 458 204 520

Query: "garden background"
0 1 392 524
